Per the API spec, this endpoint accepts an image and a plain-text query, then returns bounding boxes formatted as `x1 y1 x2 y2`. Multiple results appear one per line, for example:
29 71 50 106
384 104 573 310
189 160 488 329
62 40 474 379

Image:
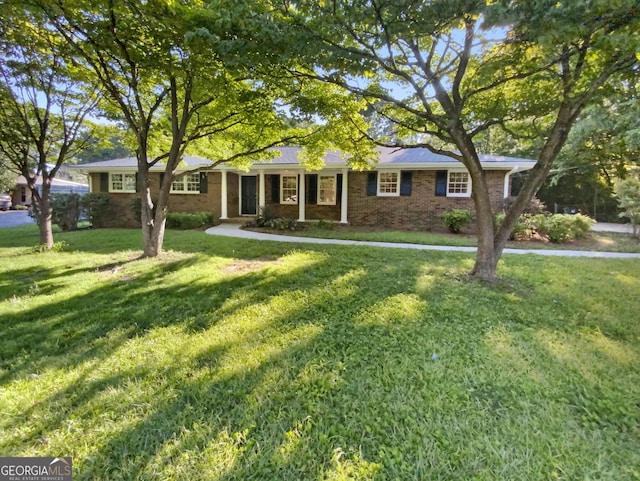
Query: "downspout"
503 165 519 200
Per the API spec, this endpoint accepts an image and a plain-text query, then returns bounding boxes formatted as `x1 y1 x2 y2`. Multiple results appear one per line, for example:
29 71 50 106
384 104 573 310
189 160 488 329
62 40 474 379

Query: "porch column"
298 171 306 222
340 168 348 224
220 170 228 220
258 170 265 213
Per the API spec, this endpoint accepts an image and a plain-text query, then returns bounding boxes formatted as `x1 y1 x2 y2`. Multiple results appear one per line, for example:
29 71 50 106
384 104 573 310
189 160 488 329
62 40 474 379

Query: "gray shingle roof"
77 155 213 169
73 147 535 170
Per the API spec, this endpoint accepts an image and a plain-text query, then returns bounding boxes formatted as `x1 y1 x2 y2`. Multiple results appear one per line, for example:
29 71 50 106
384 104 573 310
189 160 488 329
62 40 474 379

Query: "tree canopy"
263 0 640 280
0 4 98 246
36 0 375 256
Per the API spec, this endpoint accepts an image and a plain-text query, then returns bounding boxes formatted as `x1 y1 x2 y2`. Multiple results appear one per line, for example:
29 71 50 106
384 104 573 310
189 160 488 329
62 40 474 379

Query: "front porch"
218 168 350 224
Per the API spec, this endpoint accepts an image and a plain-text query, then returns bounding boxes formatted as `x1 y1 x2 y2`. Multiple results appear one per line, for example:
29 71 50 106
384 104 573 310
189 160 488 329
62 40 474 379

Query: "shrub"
254 206 279 227
442 209 472 234
165 212 215 230
495 212 536 240
535 214 574 243
50 193 81 231
533 213 595 243
246 206 300 231
261 217 299 230
80 193 110 228
495 212 595 243
572 213 595 239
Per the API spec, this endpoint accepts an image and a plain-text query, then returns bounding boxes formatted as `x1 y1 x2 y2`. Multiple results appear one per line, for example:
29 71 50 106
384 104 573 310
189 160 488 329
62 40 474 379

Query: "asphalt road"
0 210 35 228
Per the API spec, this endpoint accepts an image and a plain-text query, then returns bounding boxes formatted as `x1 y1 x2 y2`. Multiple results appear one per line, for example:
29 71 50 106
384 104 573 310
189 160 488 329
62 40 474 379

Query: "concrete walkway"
205 224 640 259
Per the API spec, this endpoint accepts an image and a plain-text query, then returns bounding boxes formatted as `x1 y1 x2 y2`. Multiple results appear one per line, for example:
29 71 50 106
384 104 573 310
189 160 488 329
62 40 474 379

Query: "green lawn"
270 223 640 253
1 225 639 480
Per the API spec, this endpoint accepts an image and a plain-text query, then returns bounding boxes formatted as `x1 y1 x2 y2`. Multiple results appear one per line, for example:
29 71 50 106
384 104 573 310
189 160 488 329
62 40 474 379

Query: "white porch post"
340 168 348 224
298 171 306 222
220 170 228 220
258 170 265 213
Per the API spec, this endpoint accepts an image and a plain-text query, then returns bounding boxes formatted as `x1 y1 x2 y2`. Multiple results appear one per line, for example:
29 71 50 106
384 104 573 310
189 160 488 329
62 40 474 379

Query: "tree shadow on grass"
3 233 638 479
0 245 435 479
0 250 325 384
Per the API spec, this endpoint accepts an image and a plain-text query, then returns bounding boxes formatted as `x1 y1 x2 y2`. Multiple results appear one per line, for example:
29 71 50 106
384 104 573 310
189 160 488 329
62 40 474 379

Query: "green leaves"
614 171 640 236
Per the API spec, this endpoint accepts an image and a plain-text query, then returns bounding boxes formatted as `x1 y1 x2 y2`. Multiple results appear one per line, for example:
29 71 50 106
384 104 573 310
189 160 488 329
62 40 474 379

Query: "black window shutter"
160 173 165 188
435 170 447 197
271 175 280 203
336 174 343 204
135 172 139 192
400 171 412 196
199 172 208 193
308 174 318 204
366 172 377 196
100 173 109 192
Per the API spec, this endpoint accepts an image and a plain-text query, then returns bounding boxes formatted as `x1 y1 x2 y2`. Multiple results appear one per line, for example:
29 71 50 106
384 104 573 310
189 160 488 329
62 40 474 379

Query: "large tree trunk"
468 103 579 282
140 196 168 257
470 218 500 282
140 181 165 258
468 171 500 282
37 211 54 249
139 160 171 258
31 187 54 249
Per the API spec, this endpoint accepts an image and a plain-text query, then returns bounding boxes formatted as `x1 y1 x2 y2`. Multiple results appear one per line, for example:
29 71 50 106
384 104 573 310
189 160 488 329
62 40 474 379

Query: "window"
447 171 471 197
377 171 400 196
318 175 337 205
281 175 298 204
110 173 136 192
172 173 200 193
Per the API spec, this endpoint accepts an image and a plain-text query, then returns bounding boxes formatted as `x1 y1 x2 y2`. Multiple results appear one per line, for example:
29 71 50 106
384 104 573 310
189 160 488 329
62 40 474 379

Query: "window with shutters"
377 171 400 196
171 173 200 193
447 170 472 197
109 173 136 192
281 175 298 204
318 175 337 205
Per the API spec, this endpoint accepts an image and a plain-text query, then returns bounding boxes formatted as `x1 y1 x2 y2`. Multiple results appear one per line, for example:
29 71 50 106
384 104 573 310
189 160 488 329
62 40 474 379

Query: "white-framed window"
318 175 337 205
377 171 400 196
447 170 472 197
171 173 201 194
281 175 298 204
110 172 136 192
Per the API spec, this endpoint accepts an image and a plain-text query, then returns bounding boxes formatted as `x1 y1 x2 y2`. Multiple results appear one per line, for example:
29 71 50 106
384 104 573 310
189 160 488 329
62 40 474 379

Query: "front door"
240 176 257 215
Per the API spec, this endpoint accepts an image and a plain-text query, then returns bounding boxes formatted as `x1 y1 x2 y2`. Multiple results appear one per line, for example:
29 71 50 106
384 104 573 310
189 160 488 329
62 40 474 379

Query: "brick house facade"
77 147 535 230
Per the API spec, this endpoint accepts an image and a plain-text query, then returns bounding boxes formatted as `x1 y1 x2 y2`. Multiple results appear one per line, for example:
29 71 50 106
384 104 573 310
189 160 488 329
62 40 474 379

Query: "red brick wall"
90 172 221 227
347 170 507 230
263 174 341 221
92 169 508 229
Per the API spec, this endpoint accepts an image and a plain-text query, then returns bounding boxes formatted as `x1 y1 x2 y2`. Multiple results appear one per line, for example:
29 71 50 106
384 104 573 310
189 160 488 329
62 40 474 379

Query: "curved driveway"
205 224 640 259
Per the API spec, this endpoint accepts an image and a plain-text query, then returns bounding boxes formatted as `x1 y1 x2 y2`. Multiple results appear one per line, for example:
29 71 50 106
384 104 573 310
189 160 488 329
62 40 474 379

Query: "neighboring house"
12 175 89 207
73 147 535 230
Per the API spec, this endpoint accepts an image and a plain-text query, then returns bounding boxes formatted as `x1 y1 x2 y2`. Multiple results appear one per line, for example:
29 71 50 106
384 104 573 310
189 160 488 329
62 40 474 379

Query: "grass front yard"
1 225 639 480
